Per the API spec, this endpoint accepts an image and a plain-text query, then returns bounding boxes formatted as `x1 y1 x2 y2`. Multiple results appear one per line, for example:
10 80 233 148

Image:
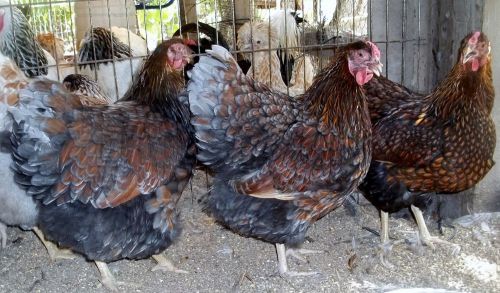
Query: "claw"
276 243 321 277
151 254 188 274
411 205 461 254
33 227 76 261
95 261 126 291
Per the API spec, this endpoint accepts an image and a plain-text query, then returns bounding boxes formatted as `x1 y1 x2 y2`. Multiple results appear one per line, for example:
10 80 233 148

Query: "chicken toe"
151 254 188 274
411 205 461 254
276 244 321 277
0 222 7 248
285 247 325 263
33 227 76 261
95 261 126 291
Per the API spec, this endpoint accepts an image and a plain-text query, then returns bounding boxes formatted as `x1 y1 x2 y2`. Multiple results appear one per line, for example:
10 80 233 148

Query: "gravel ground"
0 171 499 292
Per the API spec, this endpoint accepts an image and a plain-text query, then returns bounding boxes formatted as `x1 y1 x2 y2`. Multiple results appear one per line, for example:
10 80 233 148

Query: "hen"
363 74 421 123
0 1 72 81
187 42 381 276
62 73 111 105
237 20 315 97
359 32 495 252
0 54 107 258
77 27 145 102
9 39 194 290
37 32 65 62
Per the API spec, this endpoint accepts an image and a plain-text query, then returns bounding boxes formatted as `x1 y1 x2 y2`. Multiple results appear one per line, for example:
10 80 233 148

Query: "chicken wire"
0 0 484 93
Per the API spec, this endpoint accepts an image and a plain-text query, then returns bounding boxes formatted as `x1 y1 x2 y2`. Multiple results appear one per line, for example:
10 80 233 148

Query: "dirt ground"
0 171 498 293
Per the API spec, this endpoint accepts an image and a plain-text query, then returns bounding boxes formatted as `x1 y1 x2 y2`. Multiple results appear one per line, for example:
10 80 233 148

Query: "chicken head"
347 41 383 86
167 42 190 71
462 31 491 72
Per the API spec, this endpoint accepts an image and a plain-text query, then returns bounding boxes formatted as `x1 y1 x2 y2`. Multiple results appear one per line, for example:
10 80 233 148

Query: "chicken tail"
9 79 78 195
187 45 246 172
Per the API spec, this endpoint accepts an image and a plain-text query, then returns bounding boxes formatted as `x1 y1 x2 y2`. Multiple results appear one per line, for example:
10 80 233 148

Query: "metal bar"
105 0 121 99
135 0 175 10
401 0 406 85
385 0 389 76
124 0 137 85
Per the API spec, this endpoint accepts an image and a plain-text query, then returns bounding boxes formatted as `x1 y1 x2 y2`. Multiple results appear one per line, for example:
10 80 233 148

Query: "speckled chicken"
62 73 112 105
78 27 145 102
363 74 423 123
359 32 495 251
187 42 382 276
0 54 107 259
0 1 73 81
9 39 194 290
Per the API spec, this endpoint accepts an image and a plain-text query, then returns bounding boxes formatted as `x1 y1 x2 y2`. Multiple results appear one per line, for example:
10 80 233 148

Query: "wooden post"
214 0 251 49
476 0 500 212
431 0 484 83
179 0 198 26
74 0 138 44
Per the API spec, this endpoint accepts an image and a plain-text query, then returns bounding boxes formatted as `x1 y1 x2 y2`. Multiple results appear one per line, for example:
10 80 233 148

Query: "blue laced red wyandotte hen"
187 41 382 276
359 32 495 259
8 39 195 290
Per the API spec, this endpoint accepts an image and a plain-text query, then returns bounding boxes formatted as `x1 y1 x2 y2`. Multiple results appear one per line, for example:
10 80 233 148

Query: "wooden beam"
179 0 198 26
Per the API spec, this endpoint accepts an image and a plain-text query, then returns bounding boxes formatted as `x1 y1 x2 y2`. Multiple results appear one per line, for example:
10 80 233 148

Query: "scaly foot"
95 261 126 291
151 254 188 274
286 247 325 263
33 227 76 261
276 243 321 277
411 205 461 255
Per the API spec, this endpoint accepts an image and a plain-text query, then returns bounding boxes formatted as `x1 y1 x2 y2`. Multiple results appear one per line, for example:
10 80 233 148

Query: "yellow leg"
33 227 76 261
151 254 188 273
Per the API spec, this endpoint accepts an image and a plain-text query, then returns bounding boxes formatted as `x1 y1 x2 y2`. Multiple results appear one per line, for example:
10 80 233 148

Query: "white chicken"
237 9 315 97
0 0 74 81
78 27 146 102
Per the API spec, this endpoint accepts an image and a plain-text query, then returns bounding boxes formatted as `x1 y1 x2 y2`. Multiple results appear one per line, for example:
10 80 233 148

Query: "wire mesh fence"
0 0 484 98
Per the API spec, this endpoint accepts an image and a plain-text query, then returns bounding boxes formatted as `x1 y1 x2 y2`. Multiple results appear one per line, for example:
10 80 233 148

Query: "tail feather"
9 79 76 196
187 45 249 171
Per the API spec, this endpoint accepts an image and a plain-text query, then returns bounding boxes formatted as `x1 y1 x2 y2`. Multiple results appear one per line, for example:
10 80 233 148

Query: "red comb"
367 41 381 59
468 31 481 45
184 39 197 46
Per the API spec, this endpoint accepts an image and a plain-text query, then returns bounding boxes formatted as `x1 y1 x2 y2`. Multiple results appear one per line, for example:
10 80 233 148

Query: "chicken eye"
256 40 261 44
358 52 364 57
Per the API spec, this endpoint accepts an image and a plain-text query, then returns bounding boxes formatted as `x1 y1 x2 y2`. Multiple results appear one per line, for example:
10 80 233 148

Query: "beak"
463 45 478 64
371 60 383 77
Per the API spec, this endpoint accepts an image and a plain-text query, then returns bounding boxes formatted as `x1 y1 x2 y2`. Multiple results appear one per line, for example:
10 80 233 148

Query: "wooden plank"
74 0 138 44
